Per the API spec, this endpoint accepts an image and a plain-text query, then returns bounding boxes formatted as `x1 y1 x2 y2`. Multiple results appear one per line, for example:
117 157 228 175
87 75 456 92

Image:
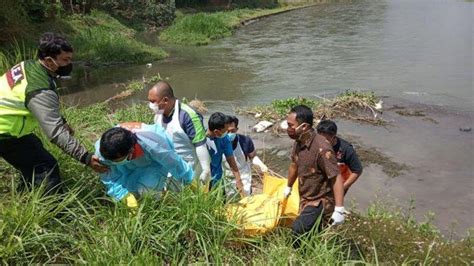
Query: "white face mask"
149 102 164 115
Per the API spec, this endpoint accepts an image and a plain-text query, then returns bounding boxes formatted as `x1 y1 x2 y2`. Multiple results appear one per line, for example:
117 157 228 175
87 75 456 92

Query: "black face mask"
55 63 73 78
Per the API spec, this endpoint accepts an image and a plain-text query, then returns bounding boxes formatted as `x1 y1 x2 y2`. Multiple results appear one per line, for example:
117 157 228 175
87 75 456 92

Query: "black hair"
100 127 136 160
289 105 314 127
155 80 175 98
227 115 239 128
316 120 338 136
37 32 73 60
208 112 230 131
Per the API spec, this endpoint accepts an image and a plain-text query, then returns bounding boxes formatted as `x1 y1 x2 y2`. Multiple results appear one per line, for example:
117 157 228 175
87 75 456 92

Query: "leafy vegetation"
338 200 474 264
239 90 384 125
0 100 472 263
100 0 176 29
0 41 38 74
160 6 303 45
65 10 167 64
1 8 168 65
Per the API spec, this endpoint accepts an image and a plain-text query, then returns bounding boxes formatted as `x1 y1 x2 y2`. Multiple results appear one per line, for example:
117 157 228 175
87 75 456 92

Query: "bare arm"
286 161 298 187
226 155 243 193
343 171 361 192
332 174 344 207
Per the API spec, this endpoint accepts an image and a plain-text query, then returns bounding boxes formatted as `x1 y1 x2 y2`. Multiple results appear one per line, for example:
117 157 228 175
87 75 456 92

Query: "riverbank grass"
160 6 305 45
65 10 167 64
0 10 167 70
0 41 38 73
0 100 472 263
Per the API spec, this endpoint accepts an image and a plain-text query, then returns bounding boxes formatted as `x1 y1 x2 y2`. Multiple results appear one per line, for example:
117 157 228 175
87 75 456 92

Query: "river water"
60 0 474 235
62 0 473 112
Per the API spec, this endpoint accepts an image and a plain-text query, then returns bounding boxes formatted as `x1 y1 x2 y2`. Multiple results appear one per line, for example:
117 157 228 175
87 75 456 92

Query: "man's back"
333 137 363 175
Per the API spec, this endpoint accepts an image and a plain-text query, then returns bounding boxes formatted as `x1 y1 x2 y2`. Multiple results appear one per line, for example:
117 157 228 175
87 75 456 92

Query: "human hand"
283 186 292 198
331 206 345 225
259 163 268 173
89 155 109 173
236 179 244 196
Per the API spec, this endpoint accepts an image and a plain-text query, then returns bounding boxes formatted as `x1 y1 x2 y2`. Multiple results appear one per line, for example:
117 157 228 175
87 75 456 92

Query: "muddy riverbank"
235 96 473 237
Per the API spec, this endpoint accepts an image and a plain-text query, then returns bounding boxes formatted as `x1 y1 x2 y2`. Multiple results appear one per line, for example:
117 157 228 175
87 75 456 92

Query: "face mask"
287 123 308 140
148 100 165 115
228 133 236 141
110 157 130 166
55 63 73 77
148 102 164 114
217 131 228 139
49 57 73 78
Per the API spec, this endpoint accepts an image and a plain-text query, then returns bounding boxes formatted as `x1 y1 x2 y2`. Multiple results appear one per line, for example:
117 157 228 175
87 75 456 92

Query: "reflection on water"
62 0 473 112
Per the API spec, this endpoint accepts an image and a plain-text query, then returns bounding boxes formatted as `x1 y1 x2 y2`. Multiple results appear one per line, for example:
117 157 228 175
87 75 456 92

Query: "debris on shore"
238 90 385 134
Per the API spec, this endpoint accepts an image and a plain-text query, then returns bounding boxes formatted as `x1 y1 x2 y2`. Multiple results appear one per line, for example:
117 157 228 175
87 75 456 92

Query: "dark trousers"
292 203 324 247
0 134 62 194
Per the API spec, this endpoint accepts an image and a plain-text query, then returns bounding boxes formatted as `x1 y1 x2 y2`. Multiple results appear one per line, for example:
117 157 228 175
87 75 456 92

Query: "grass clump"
338 201 474 264
0 10 168 67
160 6 301 45
66 10 167 64
160 12 234 45
0 101 472 264
239 90 383 125
0 41 37 73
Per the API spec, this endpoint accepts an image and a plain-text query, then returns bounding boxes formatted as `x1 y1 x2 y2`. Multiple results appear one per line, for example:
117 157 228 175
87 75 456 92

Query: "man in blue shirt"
223 115 268 197
95 123 194 208
205 112 243 194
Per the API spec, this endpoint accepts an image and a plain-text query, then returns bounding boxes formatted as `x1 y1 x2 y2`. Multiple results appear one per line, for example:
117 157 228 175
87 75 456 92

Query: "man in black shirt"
317 120 363 194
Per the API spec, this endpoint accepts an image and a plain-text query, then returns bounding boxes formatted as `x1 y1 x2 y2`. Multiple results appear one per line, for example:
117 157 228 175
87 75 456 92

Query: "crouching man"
95 123 194 208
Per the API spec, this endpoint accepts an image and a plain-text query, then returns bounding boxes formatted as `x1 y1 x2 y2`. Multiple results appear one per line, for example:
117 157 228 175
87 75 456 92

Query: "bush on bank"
0 9 167 71
160 6 301 45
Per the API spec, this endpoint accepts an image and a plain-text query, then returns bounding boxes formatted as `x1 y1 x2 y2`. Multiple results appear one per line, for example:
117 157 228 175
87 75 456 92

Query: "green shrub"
160 12 234 45
0 41 37 74
271 97 318 116
160 7 298 45
100 0 175 28
1 101 472 264
65 11 168 63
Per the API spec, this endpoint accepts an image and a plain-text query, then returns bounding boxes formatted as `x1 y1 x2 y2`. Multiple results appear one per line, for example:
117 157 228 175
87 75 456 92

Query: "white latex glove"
283 186 292 198
252 156 268 172
331 206 345 225
196 144 211 184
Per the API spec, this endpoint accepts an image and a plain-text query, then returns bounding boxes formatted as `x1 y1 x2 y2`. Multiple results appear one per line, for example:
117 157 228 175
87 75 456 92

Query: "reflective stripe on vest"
0 61 38 137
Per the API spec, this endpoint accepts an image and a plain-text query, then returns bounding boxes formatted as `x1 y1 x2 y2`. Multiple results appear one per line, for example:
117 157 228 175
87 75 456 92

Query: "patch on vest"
6 64 24 89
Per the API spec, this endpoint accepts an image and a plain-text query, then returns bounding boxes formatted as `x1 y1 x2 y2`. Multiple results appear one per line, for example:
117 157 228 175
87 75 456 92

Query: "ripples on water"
62 0 473 112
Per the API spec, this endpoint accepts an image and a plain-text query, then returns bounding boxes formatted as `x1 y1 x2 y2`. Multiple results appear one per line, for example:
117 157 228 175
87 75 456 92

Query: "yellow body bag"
227 173 299 236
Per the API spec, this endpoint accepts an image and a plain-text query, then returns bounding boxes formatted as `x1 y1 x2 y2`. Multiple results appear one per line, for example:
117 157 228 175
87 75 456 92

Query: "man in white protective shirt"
148 81 211 186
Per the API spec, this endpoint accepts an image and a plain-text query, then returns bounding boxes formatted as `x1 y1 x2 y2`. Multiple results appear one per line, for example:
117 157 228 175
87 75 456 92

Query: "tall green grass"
66 11 167 64
0 102 352 264
160 12 235 45
160 7 298 45
0 41 37 73
1 101 472 264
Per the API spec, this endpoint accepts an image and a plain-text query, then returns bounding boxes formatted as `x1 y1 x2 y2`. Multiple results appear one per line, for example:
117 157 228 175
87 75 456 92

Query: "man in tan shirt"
283 105 345 240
